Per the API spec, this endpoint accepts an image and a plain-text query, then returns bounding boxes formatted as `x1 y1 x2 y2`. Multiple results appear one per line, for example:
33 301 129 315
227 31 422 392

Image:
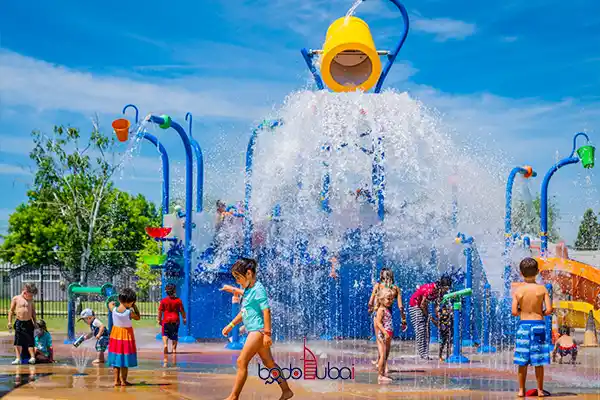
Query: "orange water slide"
537 257 600 310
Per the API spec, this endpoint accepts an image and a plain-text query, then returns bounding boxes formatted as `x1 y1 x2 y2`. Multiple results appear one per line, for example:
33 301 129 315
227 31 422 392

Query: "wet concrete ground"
0 330 599 399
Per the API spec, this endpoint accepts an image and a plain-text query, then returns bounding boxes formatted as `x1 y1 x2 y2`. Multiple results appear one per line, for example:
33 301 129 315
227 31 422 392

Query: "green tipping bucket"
577 145 595 169
143 254 167 266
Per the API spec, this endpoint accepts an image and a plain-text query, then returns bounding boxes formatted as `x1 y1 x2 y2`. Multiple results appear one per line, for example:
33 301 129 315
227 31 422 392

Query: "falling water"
71 345 92 375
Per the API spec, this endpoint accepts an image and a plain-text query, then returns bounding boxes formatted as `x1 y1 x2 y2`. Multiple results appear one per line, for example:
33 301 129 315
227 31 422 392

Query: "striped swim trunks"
514 320 550 367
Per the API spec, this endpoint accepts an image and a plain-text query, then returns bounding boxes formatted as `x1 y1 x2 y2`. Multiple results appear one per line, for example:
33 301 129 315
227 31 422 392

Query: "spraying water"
194 90 508 340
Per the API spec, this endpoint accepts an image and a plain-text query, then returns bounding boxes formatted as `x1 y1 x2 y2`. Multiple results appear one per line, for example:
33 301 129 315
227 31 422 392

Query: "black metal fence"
0 263 160 322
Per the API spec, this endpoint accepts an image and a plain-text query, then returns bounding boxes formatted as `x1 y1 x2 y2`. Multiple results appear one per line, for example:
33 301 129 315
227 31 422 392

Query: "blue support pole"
122 104 170 214
141 133 170 215
148 114 195 342
447 301 469 363
456 233 474 346
65 298 76 344
477 283 497 353
374 0 410 93
243 120 281 257
541 133 590 256
226 295 244 350
463 242 474 346
300 48 325 90
372 137 385 273
545 283 553 344
186 112 204 212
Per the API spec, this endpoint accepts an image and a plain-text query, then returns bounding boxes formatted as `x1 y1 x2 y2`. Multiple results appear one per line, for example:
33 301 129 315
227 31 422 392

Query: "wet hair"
437 275 452 289
216 200 226 208
231 257 257 277
559 326 571 336
379 268 395 287
37 319 47 333
519 257 539 278
378 287 394 302
165 283 176 297
118 288 137 304
23 283 38 295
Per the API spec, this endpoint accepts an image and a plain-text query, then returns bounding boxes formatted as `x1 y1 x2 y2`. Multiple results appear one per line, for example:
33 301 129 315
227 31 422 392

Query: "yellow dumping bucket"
320 16 382 93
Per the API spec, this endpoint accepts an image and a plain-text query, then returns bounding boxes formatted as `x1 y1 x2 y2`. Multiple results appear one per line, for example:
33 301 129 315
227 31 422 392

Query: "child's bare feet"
439 358 445 363
163 346 168 355
517 389 525 397
378 375 392 383
279 389 294 400
121 381 133 386
537 389 546 397
114 381 121 387
92 359 101 365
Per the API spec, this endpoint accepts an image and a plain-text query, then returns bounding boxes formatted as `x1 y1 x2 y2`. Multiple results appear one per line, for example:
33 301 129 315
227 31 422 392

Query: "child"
434 302 453 362
8 283 38 365
552 326 578 365
34 320 53 363
79 308 109 364
368 268 407 367
374 288 394 383
157 283 187 354
408 276 452 360
108 288 140 386
221 258 293 400
512 257 553 398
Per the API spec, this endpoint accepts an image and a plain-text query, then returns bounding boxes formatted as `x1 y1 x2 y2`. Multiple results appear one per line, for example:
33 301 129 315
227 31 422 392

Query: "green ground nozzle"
577 145 595 169
443 288 473 303
159 115 172 129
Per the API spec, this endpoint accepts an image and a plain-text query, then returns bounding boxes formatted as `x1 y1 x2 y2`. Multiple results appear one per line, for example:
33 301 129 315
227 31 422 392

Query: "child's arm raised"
108 301 116 312
220 285 244 297
543 287 553 316
511 292 519 317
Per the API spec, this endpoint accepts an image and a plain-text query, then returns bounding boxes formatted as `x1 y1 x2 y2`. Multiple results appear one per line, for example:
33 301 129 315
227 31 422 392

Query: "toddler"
79 308 109 364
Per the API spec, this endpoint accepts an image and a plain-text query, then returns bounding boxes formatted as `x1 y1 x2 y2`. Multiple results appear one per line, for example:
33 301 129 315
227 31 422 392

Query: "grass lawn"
0 316 158 335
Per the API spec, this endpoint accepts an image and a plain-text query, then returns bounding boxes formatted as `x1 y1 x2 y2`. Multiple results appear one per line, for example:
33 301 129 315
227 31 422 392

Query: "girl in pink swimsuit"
374 288 395 383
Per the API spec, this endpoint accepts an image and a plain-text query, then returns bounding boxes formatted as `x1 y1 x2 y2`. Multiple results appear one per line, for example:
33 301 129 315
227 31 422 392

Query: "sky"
0 0 599 244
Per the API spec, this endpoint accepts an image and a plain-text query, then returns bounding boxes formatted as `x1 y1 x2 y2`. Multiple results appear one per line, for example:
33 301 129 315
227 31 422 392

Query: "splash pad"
107 0 598 395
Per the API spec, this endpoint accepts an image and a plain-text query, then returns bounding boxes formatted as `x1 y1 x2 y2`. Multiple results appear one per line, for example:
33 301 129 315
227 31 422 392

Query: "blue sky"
0 0 598 243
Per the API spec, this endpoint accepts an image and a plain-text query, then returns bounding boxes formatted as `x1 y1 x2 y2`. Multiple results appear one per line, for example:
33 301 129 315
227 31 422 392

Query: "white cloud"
0 163 32 176
412 16 477 41
0 50 273 120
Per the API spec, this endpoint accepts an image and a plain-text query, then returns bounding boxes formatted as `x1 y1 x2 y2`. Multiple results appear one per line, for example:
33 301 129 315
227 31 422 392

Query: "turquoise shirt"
241 281 270 332
35 331 52 357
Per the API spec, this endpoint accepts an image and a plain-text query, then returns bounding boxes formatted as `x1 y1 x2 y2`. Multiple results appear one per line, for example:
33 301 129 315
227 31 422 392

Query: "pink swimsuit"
378 308 393 339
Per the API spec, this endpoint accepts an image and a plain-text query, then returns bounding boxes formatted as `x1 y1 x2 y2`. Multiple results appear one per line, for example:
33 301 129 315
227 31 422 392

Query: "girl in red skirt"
108 288 140 386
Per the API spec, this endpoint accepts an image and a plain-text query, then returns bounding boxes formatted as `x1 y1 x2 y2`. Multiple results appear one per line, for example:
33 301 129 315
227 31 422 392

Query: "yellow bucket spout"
320 16 382 93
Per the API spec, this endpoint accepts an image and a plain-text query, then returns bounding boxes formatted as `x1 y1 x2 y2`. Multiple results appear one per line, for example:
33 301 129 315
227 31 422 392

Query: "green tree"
134 237 162 300
1 124 159 284
575 209 599 250
512 194 560 242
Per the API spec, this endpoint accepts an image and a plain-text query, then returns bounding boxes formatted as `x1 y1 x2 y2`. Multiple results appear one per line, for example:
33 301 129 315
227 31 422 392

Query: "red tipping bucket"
145 227 172 239
112 118 131 142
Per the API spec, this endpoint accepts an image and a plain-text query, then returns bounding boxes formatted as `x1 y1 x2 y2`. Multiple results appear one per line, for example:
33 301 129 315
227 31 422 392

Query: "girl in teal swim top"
222 258 293 400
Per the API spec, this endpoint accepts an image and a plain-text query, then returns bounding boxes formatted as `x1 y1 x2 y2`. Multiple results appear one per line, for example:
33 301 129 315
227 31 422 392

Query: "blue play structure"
112 0 595 351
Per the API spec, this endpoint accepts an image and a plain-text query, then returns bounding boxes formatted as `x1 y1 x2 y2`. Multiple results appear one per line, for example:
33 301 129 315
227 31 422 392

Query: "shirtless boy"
8 283 38 365
512 257 553 397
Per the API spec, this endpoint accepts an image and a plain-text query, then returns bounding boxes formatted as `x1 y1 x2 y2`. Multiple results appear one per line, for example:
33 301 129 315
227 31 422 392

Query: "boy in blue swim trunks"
221 258 293 400
511 257 553 397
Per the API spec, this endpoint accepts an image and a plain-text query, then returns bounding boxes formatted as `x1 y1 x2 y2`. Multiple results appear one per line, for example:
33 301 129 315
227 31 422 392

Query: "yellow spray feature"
320 16 382 93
